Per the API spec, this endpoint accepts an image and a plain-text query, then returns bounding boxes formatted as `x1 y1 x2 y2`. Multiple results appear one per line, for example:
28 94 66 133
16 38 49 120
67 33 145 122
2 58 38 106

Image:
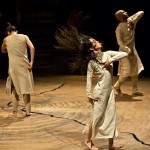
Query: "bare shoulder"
21 34 30 41
3 37 7 42
22 34 29 38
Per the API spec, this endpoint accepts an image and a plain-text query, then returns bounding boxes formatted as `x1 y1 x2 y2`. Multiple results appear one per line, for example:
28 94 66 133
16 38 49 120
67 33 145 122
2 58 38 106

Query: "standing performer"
54 12 128 150
114 10 144 96
1 23 35 117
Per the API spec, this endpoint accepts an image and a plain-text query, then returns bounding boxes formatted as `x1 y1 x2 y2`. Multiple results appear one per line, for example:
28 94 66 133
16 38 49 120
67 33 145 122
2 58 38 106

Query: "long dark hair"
54 11 97 74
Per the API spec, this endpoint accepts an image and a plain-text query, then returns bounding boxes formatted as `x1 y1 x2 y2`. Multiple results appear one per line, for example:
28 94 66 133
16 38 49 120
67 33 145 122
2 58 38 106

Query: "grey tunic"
5 34 34 95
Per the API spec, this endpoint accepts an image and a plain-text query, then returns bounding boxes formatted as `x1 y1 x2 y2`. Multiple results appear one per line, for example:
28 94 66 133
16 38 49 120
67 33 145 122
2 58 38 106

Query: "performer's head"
89 38 103 53
54 11 104 73
77 36 103 60
115 10 129 22
5 22 18 35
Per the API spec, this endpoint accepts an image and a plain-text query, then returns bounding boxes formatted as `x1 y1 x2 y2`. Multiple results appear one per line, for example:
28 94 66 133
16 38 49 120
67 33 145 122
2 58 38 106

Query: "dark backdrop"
0 0 149 77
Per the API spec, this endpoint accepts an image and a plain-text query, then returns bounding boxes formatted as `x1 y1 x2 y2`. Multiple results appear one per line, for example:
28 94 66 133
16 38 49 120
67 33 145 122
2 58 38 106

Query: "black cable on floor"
121 132 150 146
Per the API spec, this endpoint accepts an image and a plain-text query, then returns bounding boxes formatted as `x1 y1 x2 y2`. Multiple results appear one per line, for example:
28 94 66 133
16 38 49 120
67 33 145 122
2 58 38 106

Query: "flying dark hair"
54 11 98 74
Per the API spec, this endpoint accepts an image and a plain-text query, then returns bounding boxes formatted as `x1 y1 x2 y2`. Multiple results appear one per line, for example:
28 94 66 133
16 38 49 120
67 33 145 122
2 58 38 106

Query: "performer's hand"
128 50 134 57
124 46 131 54
28 62 33 71
103 59 110 69
88 97 98 105
124 46 134 58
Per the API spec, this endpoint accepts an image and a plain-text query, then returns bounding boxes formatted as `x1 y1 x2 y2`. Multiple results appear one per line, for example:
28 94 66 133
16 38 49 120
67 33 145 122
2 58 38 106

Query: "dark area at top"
0 0 149 77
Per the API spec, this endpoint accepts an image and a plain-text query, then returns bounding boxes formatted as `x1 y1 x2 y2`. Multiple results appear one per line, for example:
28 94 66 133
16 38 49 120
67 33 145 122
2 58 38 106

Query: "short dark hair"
5 22 17 34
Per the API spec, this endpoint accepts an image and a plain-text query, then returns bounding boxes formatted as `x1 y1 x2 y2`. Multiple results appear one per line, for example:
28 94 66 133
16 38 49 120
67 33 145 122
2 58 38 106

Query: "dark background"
0 0 149 77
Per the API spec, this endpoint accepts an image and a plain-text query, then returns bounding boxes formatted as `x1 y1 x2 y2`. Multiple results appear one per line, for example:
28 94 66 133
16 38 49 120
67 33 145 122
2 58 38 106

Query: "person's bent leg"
85 121 99 150
11 87 20 116
114 76 128 95
85 121 93 149
23 94 31 116
131 76 143 96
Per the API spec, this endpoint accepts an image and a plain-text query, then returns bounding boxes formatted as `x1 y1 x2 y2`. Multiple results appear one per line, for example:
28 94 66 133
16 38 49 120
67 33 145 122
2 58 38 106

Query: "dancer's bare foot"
109 143 123 150
26 113 32 117
114 87 123 96
9 112 17 117
132 91 143 96
85 140 100 150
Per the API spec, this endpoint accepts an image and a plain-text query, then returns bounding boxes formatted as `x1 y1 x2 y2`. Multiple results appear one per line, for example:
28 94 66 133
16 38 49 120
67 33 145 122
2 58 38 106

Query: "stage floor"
0 75 150 150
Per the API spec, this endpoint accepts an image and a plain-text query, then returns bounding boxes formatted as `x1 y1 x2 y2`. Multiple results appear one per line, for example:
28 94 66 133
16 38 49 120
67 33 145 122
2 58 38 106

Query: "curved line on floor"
121 132 150 146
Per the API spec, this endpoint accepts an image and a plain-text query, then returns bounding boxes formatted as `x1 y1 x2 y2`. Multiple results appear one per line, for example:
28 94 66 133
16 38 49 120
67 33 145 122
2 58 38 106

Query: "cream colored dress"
5 34 34 95
86 51 127 139
116 11 144 77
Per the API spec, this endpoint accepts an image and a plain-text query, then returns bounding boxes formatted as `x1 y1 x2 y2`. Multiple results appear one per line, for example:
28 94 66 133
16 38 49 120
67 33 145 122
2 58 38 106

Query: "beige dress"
116 11 144 77
5 34 34 95
86 51 127 139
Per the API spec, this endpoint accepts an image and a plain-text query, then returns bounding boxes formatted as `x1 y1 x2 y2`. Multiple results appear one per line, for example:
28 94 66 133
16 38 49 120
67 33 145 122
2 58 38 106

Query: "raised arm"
107 50 128 63
102 51 128 69
128 11 144 24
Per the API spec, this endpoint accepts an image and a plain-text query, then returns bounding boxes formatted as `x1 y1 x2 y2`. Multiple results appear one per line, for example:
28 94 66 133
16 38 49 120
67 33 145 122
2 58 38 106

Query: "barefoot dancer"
54 12 126 150
114 10 144 96
1 22 35 117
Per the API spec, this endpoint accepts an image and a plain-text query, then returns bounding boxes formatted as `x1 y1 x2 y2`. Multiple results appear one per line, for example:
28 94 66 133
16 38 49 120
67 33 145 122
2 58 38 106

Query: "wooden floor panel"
0 75 150 150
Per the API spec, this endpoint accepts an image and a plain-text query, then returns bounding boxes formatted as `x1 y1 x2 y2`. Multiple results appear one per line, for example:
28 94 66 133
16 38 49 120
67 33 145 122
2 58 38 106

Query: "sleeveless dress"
5 34 34 95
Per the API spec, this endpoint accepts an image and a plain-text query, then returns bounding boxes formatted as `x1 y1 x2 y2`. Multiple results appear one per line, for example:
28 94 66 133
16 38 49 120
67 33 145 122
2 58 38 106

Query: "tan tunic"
85 51 127 139
116 11 144 77
5 34 34 95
